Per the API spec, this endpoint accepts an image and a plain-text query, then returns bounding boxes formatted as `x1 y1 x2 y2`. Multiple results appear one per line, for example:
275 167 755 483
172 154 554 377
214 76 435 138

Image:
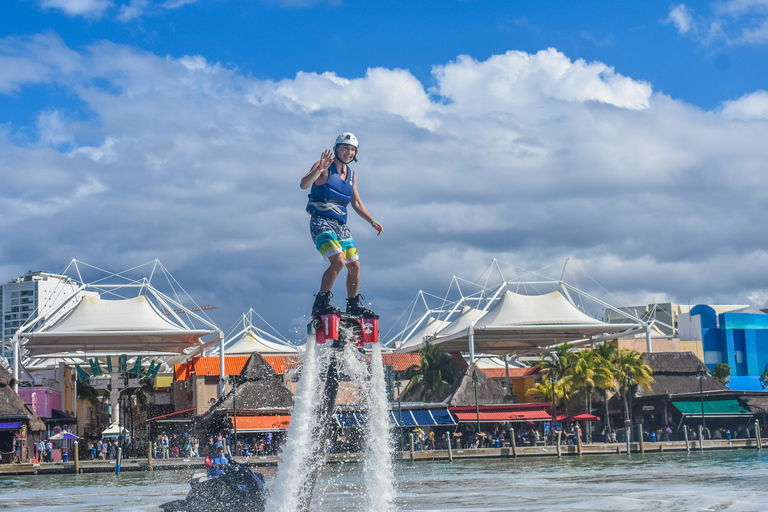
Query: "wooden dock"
0 439 760 476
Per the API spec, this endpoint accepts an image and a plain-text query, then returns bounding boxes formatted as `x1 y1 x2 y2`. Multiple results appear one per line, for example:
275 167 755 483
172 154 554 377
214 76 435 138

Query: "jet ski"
160 457 268 512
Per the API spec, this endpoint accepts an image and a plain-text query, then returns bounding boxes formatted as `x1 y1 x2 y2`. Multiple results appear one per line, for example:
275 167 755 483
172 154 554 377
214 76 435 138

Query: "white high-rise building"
1 271 83 363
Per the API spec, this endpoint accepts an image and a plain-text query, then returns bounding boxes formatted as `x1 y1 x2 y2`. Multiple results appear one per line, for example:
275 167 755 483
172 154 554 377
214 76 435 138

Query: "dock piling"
684 428 690 453
148 441 153 470
756 420 762 451
446 433 453 462
74 441 79 474
510 428 517 458
409 434 415 461
625 426 631 455
556 431 561 458
698 425 704 452
638 425 644 454
576 427 583 457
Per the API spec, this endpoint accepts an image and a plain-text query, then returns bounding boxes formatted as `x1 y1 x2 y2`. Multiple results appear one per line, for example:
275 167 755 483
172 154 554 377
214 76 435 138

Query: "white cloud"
664 1 768 45
720 90 768 119
115 0 198 22
36 109 76 147
0 33 83 93
270 68 436 129
433 49 652 113
2 34 768 336
115 0 147 21
666 4 694 34
37 0 113 19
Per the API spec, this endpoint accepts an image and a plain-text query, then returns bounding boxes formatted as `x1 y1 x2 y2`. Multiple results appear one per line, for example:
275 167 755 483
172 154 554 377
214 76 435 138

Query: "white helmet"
334 132 359 162
335 132 359 149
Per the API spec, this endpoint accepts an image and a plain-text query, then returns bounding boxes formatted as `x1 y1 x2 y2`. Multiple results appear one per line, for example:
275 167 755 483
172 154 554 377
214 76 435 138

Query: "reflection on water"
0 451 766 511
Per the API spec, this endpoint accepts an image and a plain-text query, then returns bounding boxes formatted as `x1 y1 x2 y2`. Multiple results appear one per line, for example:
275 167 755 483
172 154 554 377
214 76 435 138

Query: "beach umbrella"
572 414 601 421
48 432 79 440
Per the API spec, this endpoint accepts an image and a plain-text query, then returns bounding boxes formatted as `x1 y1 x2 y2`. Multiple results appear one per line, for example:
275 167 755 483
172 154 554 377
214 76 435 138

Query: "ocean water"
0 450 766 511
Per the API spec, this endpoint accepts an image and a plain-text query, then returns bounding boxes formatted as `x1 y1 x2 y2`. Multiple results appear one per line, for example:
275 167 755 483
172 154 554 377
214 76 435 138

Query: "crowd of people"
149 431 282 459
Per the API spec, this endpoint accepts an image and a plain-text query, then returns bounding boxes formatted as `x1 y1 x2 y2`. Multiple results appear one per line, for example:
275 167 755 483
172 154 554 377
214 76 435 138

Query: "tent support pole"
219 330 226 397
468 328 475 364
646 328 653 353
12 336 20 392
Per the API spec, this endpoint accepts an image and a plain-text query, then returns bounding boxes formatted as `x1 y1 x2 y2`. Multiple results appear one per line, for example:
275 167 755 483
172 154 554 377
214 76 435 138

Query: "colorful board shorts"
309 215 359 263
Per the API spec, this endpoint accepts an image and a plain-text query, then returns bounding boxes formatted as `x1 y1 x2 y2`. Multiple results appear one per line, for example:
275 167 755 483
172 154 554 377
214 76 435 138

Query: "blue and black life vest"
306 163 354 223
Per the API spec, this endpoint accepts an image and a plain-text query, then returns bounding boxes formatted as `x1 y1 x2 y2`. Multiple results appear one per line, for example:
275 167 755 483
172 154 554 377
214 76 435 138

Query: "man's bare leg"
320 253 345 292
346 260 360 298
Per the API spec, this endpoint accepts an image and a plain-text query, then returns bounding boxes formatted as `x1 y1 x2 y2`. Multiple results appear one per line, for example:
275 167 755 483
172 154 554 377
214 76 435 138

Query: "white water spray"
268 324 396 511
267 335 324 512
363 343 396 512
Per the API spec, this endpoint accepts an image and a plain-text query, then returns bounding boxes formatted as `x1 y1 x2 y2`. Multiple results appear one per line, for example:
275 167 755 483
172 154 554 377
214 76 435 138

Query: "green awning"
672 400 752 418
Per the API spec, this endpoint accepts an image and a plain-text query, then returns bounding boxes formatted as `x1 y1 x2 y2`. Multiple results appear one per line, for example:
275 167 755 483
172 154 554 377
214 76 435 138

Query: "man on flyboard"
300 132 383 318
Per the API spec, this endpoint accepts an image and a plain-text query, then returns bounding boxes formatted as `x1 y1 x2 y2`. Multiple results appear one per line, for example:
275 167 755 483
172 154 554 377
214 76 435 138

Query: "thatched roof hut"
741 395 768 421
446 363 513 406
201 352 294 420
0 365 45 431
637 352 728 397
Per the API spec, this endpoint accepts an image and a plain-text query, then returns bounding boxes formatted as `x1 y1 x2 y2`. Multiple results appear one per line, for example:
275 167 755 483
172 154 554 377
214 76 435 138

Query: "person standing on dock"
300 132 383 318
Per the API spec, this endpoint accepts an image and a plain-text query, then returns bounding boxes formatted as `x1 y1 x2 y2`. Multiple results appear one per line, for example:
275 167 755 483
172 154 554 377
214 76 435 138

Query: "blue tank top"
306 163 354 224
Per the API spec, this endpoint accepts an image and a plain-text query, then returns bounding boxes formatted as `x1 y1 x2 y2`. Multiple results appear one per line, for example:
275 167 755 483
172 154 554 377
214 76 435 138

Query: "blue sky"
3 0 768 343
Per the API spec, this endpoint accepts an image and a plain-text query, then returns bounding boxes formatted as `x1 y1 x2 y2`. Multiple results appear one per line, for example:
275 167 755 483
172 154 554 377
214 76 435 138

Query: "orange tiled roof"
380 353 421 371
173 355 303 381
380 352 468 371
262 355 302 374
234 415 290 431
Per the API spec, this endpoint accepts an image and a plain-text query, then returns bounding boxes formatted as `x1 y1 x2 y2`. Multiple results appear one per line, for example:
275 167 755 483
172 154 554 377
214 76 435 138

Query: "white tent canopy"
216 308 298 356
22 295 215 356
396 316 451 352
101 422 130 438
424 290 639 356
226 329 299 355
389 264 646 359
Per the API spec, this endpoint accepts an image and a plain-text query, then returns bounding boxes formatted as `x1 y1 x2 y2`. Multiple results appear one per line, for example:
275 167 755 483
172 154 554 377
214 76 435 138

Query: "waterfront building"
197 353 294 447
166 354 299 436
0 271 83 365
16 363 78 447
604 302 749 337
474 360 544 403
0 365 45 463
679 305 768 391
625 352 767 440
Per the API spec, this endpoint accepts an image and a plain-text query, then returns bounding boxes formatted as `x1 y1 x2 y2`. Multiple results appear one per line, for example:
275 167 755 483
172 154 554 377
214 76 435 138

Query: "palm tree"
536 343 575 420
537 343 573 383
613 349 654 431
401 340 459 402
591 342 618 431
568 350 614 442
570 350 613 419
77 380 102 405
526 378 566 405
132 377 156 409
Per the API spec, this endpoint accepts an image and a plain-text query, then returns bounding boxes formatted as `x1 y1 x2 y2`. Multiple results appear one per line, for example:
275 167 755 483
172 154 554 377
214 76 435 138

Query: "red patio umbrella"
572 413 601 421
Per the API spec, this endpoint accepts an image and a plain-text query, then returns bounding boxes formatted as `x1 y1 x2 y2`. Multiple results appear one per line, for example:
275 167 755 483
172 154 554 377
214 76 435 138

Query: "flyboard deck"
312 313 379 346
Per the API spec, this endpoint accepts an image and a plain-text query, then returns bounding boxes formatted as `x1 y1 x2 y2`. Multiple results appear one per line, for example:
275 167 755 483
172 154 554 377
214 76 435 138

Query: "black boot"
345 294 378 318
312 291 341 317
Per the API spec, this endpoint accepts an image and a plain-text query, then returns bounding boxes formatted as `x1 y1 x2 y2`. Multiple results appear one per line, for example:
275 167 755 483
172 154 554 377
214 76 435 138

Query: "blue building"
685 305 768 391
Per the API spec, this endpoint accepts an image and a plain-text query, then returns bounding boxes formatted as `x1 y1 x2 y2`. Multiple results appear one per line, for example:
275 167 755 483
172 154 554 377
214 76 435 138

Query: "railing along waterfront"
0 437 762 475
